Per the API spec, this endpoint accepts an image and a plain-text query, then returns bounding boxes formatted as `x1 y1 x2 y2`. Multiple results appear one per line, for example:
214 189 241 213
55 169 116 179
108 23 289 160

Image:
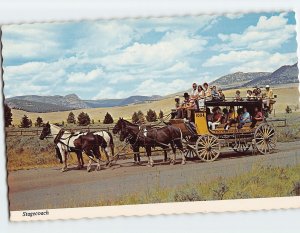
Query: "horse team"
39 118 186 172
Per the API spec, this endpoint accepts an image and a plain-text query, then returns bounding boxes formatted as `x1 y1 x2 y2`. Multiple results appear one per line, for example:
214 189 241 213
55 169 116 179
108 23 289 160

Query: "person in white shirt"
190 83 199 110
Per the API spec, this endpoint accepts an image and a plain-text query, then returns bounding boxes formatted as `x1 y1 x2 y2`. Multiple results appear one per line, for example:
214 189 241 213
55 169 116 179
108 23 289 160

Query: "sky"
1 11 297 99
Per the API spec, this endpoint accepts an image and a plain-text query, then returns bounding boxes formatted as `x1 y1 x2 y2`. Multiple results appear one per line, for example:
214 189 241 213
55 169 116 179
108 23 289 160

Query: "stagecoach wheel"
184 145 197 159
254 123 277 154
196 135 220 162
232 141 251 153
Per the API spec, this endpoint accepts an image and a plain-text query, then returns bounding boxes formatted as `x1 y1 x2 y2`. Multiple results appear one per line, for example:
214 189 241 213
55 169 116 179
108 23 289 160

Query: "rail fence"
5 126 115 137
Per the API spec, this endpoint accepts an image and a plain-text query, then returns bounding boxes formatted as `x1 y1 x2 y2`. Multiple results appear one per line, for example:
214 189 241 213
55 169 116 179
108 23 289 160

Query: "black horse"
112 118 186 166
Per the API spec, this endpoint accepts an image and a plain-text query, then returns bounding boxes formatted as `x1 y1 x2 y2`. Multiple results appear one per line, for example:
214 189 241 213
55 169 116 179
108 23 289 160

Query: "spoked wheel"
184 145 198 159
196 135 220 162
254 123 277 154
232 141 251 153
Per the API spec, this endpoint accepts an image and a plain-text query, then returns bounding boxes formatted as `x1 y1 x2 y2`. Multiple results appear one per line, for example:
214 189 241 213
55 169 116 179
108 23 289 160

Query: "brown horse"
112 118 185 167
74 132 111 172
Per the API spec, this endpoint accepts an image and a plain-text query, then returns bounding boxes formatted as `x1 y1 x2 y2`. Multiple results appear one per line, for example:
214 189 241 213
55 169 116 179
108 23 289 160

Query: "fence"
5 126 115 137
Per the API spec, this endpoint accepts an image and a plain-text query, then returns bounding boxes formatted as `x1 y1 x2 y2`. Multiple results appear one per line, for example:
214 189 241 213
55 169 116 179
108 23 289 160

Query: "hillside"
210 72 270 89
243 63 299 87
5 94 162 113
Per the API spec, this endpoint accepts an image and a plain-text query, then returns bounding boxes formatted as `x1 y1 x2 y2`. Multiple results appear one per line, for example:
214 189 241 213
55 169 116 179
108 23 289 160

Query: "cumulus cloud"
67 68 104 83
215 13 296 51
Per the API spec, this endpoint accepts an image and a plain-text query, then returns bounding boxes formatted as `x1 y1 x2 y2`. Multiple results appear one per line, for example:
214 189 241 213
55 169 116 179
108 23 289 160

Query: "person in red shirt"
250 106 263 128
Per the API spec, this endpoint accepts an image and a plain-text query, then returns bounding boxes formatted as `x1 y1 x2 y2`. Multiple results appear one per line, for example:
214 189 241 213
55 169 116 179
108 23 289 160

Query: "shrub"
132 112 139 123
35 117 43 127
146 109 157 122
20 115 32 128
77 112 91 126
159 110 164 120
67 111 76 124
103 112 114 124
137 110 145 123
213 181 229 200
285 105 292 114
173 188 202 202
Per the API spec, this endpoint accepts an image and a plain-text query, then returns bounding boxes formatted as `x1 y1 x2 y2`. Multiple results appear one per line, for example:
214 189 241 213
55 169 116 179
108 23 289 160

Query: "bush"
159 110 164 120
77 112 91 126
146 109 157 122
173 188 202 202
137 110 145 123
285 105 292 114
35 117 43 127
103 112 114 124
20 115 32 128
213 181 229 200
132 112 139 123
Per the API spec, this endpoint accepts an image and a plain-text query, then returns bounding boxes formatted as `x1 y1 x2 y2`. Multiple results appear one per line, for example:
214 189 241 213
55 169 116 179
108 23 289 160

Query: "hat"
266 85 270 88
218 88 222 91
183 92 189 98
175 95 180 99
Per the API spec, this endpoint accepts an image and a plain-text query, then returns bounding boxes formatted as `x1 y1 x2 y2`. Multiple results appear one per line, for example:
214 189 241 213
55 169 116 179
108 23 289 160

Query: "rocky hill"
242 63 299 87
210 72 270 89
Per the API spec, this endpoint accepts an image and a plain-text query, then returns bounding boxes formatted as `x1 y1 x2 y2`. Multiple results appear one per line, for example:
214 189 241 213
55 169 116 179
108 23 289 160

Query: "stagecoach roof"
205 99 262 107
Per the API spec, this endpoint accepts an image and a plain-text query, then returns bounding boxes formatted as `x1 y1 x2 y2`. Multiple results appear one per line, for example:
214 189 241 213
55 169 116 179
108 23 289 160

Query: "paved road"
8 141 300 211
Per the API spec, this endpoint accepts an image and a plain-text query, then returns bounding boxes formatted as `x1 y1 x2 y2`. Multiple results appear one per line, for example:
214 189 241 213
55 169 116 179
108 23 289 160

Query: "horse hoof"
61 168 68 172
181 160 186 165
170 160 175 165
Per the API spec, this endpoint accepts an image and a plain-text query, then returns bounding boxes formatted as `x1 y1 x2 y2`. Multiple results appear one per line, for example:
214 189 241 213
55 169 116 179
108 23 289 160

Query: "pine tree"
137 110 145 123
146 109 157 122
103 112 114 124
20 115 32 128
67 111 76 124
132 112 139 123
35 116 43 127
159 110 164 120
4 104 13 127
77 112 91 126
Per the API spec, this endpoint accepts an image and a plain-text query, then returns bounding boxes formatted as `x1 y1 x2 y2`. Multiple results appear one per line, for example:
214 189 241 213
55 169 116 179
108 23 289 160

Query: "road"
8 141 300 211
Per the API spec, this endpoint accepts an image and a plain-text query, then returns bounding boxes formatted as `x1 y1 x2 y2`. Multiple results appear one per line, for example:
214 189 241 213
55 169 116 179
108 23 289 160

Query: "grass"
71 164 300 207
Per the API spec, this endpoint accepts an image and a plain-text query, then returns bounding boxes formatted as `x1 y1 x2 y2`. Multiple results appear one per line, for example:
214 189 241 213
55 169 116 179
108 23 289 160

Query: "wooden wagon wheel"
196 135 220 162
232 141 251 153
254 123 277 154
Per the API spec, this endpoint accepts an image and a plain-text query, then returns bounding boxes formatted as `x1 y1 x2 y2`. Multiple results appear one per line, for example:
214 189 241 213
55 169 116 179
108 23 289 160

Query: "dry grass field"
10 84 300 125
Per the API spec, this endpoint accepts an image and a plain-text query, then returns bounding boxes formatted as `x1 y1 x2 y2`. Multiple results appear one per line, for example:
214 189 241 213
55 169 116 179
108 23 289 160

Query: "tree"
67 111 76 124
20 115 32 128
159 110 164 120
137 110 145 123
4 104 12 127
35 116 43 127
103 112 114 124
77 112 91 126
132 112 139 123
146 109 157 122
285 105 292 114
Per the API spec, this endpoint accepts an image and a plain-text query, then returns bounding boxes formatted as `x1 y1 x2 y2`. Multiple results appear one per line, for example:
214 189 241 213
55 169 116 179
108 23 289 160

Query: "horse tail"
107 131 115 157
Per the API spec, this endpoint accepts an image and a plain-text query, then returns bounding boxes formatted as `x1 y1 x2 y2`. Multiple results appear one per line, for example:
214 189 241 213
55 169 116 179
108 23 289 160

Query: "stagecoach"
169 99 277 162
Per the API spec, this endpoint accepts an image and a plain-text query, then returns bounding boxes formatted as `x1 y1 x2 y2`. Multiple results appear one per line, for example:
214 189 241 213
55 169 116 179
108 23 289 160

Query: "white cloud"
67 68 104 83
215 13 295 51
203 50 297 72
92 87 126 100
225 13 244 19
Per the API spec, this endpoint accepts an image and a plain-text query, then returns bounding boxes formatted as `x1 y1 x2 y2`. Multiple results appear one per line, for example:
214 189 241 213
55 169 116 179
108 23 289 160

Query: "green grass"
75 164 300 207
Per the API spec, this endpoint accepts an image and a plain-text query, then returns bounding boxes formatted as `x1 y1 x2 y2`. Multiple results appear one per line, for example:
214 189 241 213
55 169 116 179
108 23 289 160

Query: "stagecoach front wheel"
196 135 220 162
254 123 277 154
232 141 251 153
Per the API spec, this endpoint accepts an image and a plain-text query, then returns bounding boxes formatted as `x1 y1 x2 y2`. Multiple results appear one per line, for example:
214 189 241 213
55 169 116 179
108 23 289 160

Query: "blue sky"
2 12 297 99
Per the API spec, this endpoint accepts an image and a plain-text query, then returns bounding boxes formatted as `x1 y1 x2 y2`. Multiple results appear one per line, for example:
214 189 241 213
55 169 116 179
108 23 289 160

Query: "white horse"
39 123 114 172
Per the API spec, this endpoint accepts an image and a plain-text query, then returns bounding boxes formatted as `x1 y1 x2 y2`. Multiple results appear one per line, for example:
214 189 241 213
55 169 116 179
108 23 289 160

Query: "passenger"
208 107 222 130
262 85 275 113
206 108 214 128
250 106 263 128
246 90 253 100
218 88 225 101
224 107 236 130
172 96 182 119
203 82 212 101
181 92 195 121
190 83 199 111
197 85 205 110
235 90 243 101
211 86 219 101
237 107 251 129
221 108 229 124
256 88 262 100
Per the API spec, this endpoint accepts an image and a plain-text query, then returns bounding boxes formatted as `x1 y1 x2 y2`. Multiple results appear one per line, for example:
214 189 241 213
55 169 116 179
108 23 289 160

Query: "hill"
243 63 299 87
210 72 270 89
5 94 162 113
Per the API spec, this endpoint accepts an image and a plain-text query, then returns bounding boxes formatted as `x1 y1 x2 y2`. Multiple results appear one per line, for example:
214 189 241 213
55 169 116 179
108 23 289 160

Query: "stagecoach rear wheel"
232 141 251 153
196 135 220 162
254 123 277 154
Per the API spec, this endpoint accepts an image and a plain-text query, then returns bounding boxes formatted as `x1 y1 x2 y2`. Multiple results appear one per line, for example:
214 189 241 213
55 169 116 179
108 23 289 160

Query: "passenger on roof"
235 90 243 101
171 96 182 119
181 92 195 121
190 83 199 111
262 85 275 113
211 86 219 101
203 82 212 101
218 88 225 101
197 85 205 110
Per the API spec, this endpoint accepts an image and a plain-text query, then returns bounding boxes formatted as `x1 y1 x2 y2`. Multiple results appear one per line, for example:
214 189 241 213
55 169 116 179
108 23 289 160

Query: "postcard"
1 11 299 221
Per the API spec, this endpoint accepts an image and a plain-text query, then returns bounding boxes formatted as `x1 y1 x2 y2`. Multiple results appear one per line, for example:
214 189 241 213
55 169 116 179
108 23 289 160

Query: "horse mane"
122 119 138 126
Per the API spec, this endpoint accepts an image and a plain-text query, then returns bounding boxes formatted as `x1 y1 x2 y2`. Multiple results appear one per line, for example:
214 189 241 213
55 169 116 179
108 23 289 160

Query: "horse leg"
163 149 168 162
175 140 186 165
146 146 154 167
62 151 68 172
85 150 93 172
76 151 84 169
103 147 111 167
170 143 176 165
93 147 102 171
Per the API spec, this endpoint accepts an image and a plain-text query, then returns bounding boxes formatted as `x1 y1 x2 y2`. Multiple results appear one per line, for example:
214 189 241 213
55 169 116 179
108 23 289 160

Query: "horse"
39 123 114 172
112 118 186 167
73 132 114 172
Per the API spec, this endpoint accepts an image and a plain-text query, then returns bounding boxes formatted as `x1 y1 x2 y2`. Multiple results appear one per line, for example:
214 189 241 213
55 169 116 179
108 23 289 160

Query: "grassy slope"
10 84 300 125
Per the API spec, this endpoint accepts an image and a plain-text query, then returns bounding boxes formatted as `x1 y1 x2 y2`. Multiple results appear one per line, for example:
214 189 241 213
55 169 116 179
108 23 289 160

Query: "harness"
54 129 81 152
